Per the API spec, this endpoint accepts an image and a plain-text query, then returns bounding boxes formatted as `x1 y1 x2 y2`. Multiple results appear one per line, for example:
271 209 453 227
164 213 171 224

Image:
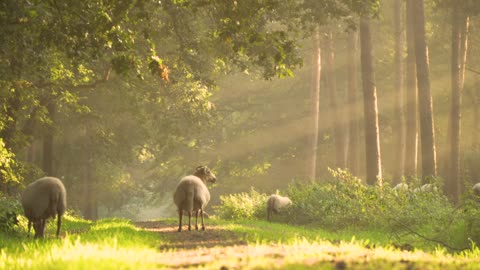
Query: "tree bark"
412 0 437 181
326 31 346 169
448 7 469 201
404 0 418 179
309 29 321 181
393 0 406 183
42 102 56 176
82 124 98 220
347 30 360 176
360 17 383 186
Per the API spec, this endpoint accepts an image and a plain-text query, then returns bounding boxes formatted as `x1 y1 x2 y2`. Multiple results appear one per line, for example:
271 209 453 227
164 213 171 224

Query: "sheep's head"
194 166 216 184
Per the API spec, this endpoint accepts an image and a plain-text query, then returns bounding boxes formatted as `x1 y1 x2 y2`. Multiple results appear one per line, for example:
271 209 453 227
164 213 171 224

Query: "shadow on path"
135 220 247 250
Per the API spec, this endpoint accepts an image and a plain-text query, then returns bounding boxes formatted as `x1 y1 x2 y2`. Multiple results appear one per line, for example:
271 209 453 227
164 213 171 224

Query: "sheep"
413 183 438 193
393 183 409 192
21 176 67 238
266 194 292 221
473 183 480 196
173 166 216 232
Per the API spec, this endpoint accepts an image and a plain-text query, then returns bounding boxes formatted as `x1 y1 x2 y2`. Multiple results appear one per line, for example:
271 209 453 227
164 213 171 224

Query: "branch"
466 67 480 75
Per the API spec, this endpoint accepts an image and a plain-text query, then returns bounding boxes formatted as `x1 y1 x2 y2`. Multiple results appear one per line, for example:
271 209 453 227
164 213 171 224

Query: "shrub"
0 196 22 232
215 187 268 220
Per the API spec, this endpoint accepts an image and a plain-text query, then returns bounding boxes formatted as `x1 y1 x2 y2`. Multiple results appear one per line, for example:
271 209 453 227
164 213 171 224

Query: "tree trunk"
404 0 418 179
326 31 346 169
393 0 406 183
42 102 56 176
413 0 437 181
82 124 98 220
448 7 469 201
360 17 383 186
473 84 480 183
309 29 321 181
347 30 360 176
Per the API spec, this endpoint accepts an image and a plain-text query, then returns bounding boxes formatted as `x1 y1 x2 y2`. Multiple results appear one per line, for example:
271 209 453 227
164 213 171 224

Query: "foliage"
215 169 480 251
0 139 18 185
0 196 21 232
216 187 269 220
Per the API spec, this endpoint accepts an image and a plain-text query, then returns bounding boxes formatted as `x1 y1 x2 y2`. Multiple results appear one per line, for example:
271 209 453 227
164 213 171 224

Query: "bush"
214 169 480 250
215 187 268 220
0 196 22 232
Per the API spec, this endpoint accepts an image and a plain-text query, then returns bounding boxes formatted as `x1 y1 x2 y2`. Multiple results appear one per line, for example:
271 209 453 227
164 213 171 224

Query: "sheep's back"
267 195 291 211
21 177 66 220
173 175 210 210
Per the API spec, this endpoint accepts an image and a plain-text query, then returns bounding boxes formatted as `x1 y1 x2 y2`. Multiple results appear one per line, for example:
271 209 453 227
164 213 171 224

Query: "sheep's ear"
196 166 206 173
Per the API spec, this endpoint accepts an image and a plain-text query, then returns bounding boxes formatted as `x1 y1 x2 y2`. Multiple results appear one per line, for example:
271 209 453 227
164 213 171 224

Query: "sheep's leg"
200 208 205 231
187 211 192 231
195 210 199 230
56 214 62 238
177 207 183 232
27 220 32 237
40 219 46 238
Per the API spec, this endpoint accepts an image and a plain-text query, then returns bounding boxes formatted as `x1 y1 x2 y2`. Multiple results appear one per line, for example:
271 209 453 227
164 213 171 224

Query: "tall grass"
0 216 162 270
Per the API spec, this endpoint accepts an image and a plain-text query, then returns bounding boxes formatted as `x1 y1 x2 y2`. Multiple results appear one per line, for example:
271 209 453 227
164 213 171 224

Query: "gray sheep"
413 183 438 193
473 183 480 196
21 176 67 238
173 166 216 232
393 183 409 192
267 194 292 221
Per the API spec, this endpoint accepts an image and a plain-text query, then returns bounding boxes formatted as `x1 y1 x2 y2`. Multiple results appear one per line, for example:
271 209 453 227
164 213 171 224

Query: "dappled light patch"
136 220 247 250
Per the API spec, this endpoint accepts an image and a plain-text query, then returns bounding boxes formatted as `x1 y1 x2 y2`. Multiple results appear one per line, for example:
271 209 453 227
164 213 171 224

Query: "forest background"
1 0 479 221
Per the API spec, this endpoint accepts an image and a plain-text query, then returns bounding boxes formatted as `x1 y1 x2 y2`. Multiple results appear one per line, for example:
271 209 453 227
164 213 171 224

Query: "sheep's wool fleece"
268 195 292 210
173 175 210 212
21 177 67 219
473 183 480 196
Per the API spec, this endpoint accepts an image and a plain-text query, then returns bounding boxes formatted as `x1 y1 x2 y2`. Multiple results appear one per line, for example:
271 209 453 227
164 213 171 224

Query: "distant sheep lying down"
21 177 67 238
173 166 216 232
266 194 292 221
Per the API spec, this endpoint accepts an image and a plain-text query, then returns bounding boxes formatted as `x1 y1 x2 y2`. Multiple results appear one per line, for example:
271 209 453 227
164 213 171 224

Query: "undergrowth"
215 168 480 252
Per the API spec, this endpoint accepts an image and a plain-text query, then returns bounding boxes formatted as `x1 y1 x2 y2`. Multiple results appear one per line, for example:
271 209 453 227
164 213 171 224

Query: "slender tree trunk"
473 84 480 184
309 29 321 181
347 30 360 176
82 124 98 220
405 0 418 179
326 31 346 169
448 7 469 201
393 0 406 183
360 17 383 185
412 0 437 181
42 102 56 176
474 85 480 154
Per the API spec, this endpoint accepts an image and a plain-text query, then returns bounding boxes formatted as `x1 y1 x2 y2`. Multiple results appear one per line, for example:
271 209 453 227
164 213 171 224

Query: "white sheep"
21 177 67 238
413 183 438 193
393 183 409 193
173 166 216 231
472 183 480 196
266 194 292 221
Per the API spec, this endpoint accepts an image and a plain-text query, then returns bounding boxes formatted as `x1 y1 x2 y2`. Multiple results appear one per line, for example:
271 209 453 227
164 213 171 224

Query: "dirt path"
136 220 247 250
134 221 476 269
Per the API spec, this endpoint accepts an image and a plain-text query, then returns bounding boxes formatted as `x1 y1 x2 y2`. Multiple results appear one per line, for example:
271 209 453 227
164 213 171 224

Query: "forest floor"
2 217 479 269
135 220 480 270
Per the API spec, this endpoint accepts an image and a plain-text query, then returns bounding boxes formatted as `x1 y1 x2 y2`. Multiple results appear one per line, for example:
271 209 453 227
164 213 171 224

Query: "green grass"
0 216 163 270
1 216 480 269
